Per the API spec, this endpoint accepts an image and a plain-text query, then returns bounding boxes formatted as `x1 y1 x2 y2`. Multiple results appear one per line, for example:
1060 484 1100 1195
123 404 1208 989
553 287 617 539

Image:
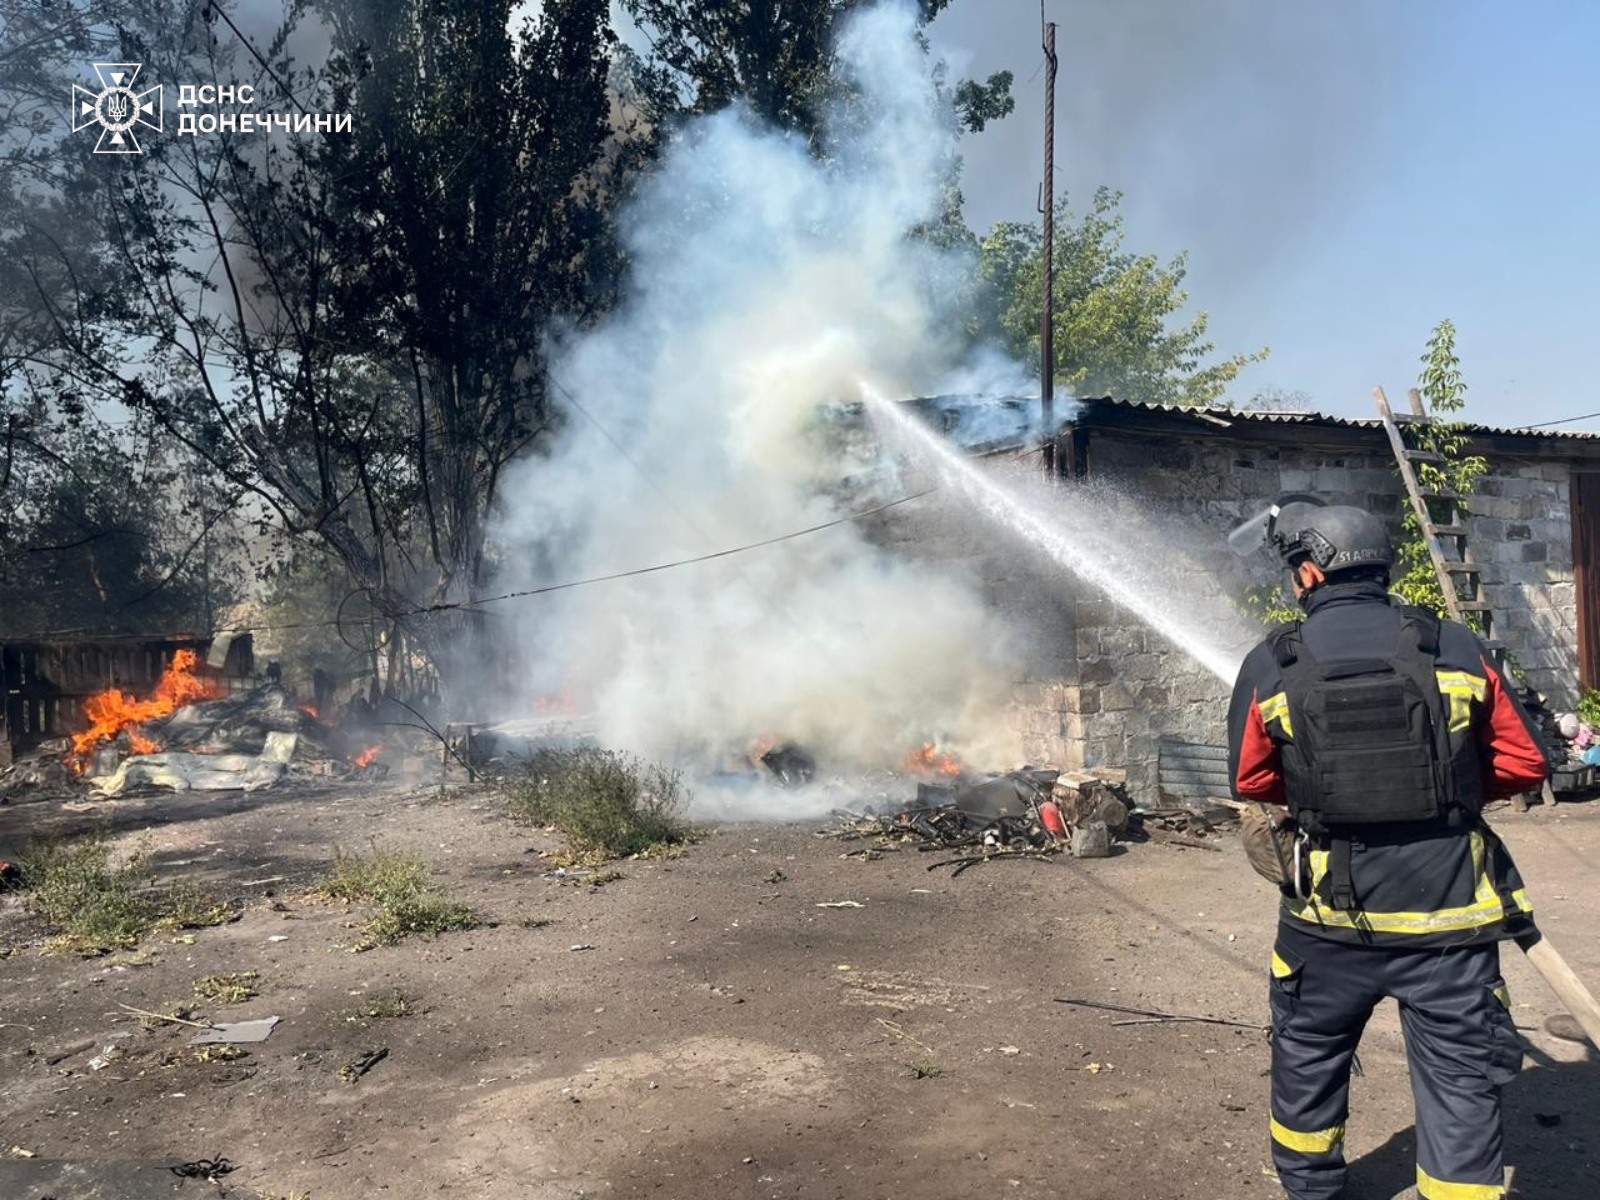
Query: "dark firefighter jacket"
1226 579 1550 947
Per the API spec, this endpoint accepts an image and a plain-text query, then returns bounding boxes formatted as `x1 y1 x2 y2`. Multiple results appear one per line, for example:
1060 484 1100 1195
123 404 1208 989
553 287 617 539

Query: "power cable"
0 488 934 643
1520 411 1600 430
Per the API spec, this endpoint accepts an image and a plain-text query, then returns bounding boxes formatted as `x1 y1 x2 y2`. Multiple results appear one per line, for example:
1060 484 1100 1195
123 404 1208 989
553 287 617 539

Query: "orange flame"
71 650 217 768
353 745 382 768
300 704 320 719
904 742 962 778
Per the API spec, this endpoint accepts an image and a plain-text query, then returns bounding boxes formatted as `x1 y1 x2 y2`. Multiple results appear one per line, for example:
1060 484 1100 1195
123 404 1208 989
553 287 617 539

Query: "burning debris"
820 764 1237 872
0 659 414 803
70 650 217 769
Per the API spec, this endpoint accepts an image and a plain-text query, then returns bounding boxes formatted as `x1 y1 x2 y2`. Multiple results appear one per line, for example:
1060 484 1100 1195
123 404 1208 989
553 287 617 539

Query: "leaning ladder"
1374 386 1556 806
1374 385 1500 650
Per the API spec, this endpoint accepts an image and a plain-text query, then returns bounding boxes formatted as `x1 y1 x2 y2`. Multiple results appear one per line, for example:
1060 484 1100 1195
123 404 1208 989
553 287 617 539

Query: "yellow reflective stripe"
1287 827 1533 935
1493 984 1510 1009
1435 669 1487 733
1270 1117 1344 1154
1271 951 1295 979
1469 830 1499 907
1416 1163 1504 1198
1283 888 1531 935
1435 670 1487 698
1257 692 1294 738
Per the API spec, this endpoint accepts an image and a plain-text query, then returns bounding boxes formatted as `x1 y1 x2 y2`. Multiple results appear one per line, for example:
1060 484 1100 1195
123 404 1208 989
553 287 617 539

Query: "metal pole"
1040 18 1058 474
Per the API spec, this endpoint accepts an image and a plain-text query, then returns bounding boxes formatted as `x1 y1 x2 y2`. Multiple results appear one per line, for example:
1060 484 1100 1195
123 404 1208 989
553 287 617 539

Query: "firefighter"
1226 499 1549 1200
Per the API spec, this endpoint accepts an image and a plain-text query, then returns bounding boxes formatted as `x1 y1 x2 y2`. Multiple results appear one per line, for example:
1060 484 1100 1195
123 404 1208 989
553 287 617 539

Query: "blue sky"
929 1 1600 429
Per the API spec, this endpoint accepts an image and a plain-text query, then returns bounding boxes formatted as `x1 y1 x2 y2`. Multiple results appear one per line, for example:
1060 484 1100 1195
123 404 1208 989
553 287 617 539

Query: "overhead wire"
0 487 936 643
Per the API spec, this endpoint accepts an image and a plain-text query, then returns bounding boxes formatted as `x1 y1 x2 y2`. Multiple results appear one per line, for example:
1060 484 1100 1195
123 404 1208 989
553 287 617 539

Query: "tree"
979 188 1267 406
619 0 1012 149
0 407 234 639
12 0 621 694
1391 319 1489 619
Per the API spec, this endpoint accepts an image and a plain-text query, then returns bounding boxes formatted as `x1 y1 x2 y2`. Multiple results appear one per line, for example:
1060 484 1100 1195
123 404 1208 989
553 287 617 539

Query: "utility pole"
1040 14 1058 474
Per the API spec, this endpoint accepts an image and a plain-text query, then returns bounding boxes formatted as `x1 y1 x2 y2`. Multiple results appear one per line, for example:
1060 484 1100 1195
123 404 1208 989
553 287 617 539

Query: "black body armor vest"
1267 606 1485 839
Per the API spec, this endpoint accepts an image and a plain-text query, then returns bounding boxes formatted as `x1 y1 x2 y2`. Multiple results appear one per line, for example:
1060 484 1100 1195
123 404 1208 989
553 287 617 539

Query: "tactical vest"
1267 606 1486 909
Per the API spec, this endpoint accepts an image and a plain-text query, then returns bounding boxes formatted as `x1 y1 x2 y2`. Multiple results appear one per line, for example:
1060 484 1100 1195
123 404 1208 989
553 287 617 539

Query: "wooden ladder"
1375 386 1555 807
1374 385 1501 654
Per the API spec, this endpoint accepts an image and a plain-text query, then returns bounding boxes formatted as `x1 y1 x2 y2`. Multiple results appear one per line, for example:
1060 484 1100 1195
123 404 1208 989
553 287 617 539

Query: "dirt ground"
1 781 1596 1200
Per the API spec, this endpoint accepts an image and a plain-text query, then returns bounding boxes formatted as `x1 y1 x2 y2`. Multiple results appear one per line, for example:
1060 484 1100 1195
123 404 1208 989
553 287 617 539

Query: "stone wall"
1472 464 1578 707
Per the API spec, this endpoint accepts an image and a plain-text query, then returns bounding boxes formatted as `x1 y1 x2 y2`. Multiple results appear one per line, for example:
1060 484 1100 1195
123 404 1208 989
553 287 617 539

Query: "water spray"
860 383 1249 684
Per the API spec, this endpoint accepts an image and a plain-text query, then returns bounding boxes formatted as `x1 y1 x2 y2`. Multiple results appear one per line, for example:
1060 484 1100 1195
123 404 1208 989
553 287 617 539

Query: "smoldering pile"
818 765 1238 875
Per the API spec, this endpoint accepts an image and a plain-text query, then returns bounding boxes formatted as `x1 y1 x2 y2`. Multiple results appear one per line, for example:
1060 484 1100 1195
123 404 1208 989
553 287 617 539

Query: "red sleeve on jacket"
1235 693 1287 805
1477 655 1550 799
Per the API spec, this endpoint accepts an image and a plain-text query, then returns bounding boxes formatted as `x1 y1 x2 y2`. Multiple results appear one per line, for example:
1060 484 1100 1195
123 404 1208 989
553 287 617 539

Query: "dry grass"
194 971 260 1004
318 845 479 948
343 990 417 1022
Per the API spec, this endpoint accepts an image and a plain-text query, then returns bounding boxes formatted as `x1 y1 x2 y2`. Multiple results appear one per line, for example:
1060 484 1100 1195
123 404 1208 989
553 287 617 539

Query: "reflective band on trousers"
1416 1163 1504 1199
1283 829 1533 934
1270 1117 1344 1154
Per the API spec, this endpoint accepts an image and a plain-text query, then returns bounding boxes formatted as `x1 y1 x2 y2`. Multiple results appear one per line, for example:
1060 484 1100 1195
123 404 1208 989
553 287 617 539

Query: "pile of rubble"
820 765 1239 873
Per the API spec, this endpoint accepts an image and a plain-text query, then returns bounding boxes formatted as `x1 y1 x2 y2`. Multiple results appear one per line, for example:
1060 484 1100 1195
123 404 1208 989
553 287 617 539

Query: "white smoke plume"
493 2 1024 782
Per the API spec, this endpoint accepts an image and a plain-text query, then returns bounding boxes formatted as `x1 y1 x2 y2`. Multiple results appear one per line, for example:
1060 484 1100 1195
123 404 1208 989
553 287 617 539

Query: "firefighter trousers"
1268 920 1524 1200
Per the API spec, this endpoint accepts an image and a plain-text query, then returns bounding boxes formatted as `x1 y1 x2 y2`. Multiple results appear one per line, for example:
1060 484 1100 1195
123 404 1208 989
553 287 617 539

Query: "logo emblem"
72 63 162 154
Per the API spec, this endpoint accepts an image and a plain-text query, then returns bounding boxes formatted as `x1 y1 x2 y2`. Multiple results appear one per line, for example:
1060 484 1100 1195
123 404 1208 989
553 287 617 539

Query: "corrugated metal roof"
1075 397 1600 440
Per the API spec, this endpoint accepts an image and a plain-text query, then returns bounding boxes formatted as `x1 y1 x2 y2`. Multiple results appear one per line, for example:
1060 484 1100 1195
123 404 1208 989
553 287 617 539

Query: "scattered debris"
121 1003 213 1031
345 991 417 1021
758 742 816 787
1055 997 1268 1032
569 943 596 952
1071 820 1113 859
168 1155 236 1181
876 1017 934 1054
192 1044 249 1063
339 1047 389 1083
817 764 1237 874
190 1017 280 1046
194 972 261 1004
816 900 864 909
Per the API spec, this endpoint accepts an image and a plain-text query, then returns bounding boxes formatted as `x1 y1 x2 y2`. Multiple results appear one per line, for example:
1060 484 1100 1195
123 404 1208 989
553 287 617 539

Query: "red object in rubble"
1039 800 1067 842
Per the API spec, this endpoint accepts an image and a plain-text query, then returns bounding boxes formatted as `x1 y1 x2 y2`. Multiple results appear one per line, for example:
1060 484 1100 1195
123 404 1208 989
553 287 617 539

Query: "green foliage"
9 0 622 681
319 845 479 948
19 839 154 956
1578 689 1600 728
159 881 242 932
620 1 1010 145
1390 320 1490 623
1236 583 1302 628
508 747 695 859
979 190 1267 406
16 837 239 956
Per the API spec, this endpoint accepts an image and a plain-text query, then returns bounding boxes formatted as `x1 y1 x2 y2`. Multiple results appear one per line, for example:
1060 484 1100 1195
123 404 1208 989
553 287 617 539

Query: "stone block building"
1010 398 1600 802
